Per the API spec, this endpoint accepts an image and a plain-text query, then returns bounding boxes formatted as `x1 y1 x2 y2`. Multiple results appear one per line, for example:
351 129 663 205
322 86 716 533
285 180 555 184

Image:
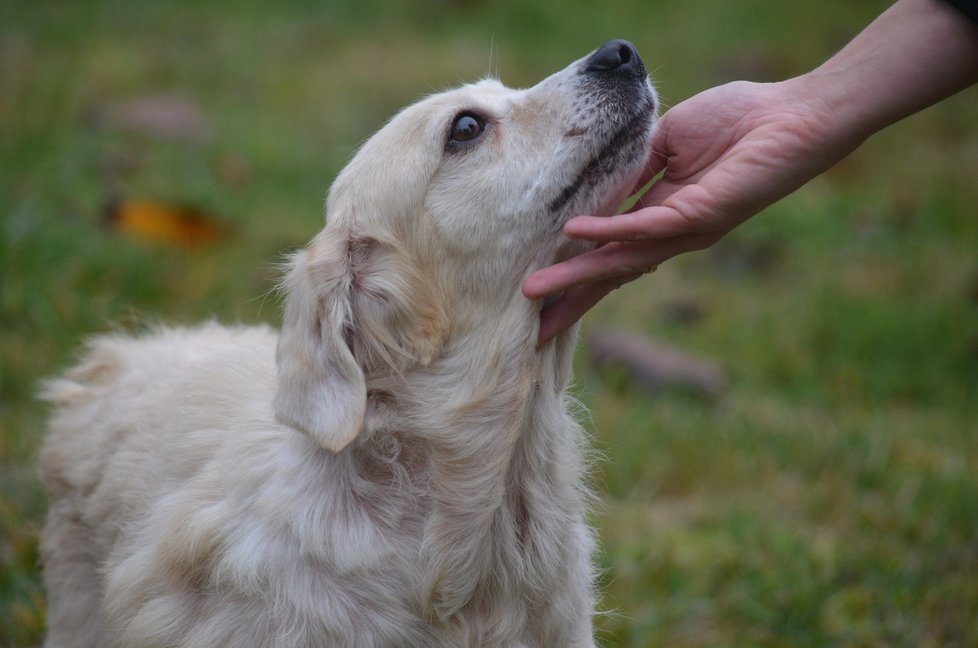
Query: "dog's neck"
355 316 587 619
362 303 579 448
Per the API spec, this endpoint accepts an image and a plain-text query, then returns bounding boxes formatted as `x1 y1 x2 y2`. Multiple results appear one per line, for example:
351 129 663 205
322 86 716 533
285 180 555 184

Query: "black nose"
583 39 645 76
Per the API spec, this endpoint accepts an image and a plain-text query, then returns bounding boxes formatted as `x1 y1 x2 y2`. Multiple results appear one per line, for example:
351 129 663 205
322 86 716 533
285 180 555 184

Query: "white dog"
40 40 657 647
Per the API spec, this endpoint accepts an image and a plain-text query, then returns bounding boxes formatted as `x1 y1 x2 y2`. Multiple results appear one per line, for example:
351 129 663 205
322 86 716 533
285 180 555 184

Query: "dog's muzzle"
547 40 656 217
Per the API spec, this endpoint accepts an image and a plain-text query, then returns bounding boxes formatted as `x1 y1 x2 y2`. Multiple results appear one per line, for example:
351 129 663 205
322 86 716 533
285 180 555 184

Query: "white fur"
40 45 657 647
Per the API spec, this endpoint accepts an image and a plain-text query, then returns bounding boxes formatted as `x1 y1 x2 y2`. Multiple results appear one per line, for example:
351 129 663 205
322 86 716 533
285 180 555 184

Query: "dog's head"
275 40 658 451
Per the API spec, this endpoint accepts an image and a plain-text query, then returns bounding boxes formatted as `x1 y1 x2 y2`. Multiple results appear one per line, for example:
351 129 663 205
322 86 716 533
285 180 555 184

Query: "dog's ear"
274 232 365 452
344 235 447 373
274 229 448 451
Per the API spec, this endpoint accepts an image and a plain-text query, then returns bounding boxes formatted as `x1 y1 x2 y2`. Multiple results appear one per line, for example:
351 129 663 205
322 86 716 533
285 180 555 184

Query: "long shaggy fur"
40 42 657 647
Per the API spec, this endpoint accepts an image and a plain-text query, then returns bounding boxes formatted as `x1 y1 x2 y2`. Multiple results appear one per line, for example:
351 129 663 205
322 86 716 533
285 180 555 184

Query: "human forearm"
795 0 978 146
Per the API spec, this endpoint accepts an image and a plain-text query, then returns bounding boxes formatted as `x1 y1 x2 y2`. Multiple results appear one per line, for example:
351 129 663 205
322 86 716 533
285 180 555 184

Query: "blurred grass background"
2 0 977 646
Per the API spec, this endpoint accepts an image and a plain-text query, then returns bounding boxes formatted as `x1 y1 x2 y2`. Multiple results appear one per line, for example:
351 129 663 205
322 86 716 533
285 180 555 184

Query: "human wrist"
772 71 871 166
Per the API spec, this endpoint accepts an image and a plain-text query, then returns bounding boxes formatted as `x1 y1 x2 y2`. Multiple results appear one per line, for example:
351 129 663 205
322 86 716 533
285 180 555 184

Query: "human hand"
525 0 978 345
523 79 860 343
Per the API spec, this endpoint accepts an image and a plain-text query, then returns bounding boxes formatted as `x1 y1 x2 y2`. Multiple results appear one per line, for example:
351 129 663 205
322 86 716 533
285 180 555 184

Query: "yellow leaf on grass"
106 199 229 247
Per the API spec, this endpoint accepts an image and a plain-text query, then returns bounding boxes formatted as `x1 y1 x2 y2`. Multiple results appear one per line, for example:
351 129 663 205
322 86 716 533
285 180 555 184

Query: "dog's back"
41 323 279 506
40 324 283 646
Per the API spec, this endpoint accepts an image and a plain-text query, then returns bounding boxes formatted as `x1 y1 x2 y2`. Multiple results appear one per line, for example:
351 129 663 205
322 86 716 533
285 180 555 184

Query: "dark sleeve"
943 0 978 24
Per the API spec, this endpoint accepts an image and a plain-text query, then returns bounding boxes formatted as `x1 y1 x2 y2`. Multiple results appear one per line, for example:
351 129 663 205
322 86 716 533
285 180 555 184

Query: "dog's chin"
534 158 647 313
591 178 640 219
549 159 645 253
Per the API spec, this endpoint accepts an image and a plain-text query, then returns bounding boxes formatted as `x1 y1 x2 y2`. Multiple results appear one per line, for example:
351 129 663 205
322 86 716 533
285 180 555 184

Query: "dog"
39 40 658 647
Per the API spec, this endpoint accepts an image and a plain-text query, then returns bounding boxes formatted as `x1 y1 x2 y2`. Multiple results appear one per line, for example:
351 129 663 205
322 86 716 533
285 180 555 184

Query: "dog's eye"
449 113 484 144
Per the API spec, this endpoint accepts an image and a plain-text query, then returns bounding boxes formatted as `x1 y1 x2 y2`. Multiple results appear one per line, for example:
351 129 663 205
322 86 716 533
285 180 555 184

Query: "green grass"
3 0 977 646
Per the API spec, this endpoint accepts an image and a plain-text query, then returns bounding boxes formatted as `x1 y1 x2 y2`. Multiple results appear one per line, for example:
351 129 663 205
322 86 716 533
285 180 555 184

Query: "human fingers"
563 204 692 243
537 271 645 344
524 225 721 301
522 240 658 299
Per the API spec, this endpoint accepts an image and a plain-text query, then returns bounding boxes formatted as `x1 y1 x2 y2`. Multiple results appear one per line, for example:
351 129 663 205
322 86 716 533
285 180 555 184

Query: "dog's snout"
583 39 645 77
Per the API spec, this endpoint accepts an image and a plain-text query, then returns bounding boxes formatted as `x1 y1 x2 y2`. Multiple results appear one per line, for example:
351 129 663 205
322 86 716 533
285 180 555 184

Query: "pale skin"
524 0 978 343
